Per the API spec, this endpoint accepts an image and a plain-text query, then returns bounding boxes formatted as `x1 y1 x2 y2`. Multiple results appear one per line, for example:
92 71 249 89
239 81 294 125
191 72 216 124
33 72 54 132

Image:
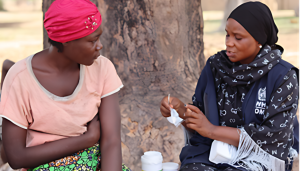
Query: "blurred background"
0 0 298 170
0 0 298 72
202 0 299 68
0 0 43 66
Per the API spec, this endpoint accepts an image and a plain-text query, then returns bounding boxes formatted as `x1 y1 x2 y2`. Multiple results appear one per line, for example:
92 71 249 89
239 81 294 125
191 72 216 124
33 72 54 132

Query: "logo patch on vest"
255 87 266 115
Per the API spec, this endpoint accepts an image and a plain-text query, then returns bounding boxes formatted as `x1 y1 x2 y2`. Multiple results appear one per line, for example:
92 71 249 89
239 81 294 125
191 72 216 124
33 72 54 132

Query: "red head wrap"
44 0 102 43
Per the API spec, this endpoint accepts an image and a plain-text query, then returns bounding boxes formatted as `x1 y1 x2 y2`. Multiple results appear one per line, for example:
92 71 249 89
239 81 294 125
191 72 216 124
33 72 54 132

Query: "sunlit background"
202 0 299 69
0 0 298 170
0 0 298 71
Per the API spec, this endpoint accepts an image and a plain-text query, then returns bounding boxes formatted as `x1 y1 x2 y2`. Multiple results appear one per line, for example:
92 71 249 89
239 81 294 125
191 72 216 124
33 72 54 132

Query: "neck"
45 46 79 72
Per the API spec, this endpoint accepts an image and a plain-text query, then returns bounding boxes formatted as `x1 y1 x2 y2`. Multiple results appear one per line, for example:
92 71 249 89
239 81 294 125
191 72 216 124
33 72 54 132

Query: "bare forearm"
208 126 240 147
100 138 122 171
181 104 240 147
4 131 95 169
98 93 122 171
3 115 100 169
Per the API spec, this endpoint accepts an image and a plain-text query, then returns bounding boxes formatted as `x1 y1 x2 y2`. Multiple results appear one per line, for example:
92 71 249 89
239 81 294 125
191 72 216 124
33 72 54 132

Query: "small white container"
141 151 163 171
162 162 179 171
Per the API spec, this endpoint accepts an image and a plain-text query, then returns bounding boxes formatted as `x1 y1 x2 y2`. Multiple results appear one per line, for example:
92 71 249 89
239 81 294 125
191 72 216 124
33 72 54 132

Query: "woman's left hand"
184 104 215 138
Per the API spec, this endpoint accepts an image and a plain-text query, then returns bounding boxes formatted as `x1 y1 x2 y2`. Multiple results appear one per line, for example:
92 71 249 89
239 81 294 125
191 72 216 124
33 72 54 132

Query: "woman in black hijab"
160 2 298 171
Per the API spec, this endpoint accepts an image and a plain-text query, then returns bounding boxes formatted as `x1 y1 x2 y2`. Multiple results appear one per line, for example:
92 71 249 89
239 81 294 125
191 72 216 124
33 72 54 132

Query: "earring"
259 45 262 48
96 47 100 50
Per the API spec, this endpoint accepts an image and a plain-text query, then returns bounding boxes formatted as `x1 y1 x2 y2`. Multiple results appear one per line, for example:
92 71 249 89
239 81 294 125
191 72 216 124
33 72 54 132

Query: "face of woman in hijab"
225 18 261 64
62 26 103 66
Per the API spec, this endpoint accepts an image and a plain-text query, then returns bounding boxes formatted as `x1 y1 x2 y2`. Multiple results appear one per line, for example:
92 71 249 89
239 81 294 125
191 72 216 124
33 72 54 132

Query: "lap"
27 143 131 171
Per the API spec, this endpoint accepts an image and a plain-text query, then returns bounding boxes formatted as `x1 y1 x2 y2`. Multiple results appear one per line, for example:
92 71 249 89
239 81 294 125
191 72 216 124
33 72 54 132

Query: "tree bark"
42 0 205 169
98 0 204 169
42 0 99 49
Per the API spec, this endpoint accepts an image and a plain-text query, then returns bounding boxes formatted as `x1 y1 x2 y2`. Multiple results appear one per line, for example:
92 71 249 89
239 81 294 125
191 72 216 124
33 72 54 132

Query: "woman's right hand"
85 114 101 145
160 96 185 118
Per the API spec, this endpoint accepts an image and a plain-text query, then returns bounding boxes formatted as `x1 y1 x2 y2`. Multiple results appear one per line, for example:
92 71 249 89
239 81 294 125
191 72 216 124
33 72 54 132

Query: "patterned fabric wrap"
209 45 282 128
207 44 299 161
27 143 131 171
189 44 298 171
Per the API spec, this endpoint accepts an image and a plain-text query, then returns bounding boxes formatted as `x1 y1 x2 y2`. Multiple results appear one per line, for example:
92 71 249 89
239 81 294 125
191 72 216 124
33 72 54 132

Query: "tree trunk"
98 0 204 169
42 0 205 169
42 0 99 49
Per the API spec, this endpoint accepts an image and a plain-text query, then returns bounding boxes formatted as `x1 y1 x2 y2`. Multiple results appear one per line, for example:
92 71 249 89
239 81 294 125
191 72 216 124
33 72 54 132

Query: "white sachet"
167 108 184 127
209 140 237 164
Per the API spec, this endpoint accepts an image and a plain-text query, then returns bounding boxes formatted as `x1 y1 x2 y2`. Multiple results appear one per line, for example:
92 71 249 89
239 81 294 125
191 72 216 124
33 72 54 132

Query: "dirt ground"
0 7 299 171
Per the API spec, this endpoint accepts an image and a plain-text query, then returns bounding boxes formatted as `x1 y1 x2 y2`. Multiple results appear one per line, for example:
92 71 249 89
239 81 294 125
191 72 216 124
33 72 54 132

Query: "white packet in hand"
167 108 184 127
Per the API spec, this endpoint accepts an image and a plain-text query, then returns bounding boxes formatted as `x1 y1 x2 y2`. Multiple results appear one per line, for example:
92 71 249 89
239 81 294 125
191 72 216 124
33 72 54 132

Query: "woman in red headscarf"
0 0 129 171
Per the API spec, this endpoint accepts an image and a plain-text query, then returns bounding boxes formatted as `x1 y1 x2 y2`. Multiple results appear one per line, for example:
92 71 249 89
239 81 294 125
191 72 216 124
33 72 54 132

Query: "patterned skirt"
27 143 131 171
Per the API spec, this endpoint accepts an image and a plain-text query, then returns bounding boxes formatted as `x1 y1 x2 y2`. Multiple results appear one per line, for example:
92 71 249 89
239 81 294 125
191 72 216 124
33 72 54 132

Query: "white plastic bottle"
162 162 179 171
141 151 163 171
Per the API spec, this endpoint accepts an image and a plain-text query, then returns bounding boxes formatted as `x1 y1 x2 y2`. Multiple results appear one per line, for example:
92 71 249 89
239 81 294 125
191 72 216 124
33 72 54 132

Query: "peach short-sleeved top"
0 54 123 147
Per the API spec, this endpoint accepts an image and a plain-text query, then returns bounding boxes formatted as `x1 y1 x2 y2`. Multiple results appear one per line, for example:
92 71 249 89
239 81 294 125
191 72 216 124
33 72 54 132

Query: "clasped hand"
84 114 101 145
160 96 215 138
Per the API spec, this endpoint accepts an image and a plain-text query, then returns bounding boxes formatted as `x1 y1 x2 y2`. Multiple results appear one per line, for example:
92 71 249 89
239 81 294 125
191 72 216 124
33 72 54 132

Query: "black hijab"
204 1 297 162
228 1 278 47
189 2 298 168
210 1 283 127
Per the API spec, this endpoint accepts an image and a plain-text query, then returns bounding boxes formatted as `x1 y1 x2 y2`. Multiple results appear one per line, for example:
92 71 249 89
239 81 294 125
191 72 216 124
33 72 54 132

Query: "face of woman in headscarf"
225 18 262 64
62 26 103 66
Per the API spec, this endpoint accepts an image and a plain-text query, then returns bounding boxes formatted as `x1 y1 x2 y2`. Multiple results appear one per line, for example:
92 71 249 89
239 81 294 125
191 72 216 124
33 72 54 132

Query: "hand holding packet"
167 108 184 127
166 94 184 127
